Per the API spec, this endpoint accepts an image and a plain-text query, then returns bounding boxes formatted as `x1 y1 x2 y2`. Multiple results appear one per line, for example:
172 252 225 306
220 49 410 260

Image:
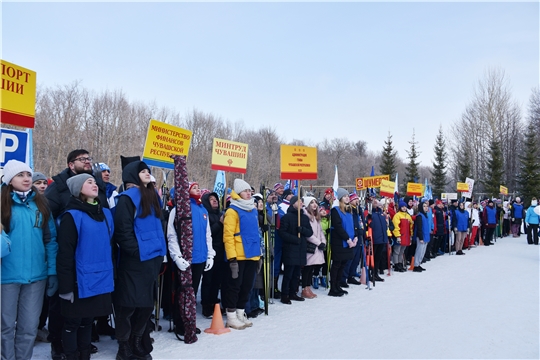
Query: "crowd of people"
2 149 539 360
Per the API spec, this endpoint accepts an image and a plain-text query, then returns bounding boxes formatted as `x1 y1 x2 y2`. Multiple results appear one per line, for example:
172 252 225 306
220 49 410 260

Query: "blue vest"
230 205 261 258
419 212 431 243
455 210 469 232
486 206 497 225
513 204 524 219
66 209 114 299
190 199 209 264
335 207 355 248
119 188 167 261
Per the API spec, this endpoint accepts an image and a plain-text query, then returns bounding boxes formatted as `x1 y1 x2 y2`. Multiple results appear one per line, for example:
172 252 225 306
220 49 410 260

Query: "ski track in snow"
32 235 539 359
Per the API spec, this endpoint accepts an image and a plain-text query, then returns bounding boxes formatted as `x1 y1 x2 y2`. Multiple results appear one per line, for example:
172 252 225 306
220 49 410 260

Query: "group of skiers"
2 149 540 360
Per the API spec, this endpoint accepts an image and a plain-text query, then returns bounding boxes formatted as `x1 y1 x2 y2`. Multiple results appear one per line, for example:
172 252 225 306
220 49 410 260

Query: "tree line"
31 68 540 203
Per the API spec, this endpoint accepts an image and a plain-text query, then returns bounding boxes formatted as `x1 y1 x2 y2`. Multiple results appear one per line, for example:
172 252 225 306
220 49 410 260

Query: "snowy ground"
32 235 539 359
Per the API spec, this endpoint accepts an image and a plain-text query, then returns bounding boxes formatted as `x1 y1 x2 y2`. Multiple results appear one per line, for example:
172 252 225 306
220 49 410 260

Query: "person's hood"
202 192 220 214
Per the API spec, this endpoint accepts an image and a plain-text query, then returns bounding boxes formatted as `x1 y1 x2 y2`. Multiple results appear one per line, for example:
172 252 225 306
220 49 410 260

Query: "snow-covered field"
32 235 539 359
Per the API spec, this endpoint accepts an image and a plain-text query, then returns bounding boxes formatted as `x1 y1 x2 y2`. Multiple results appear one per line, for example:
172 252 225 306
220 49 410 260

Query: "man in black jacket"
278 196 313 304
45 149 110 359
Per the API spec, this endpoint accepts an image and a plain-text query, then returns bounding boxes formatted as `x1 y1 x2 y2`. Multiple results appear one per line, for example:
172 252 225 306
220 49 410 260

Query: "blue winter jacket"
370 208 389 244
1 191 57 284
525 206 540 225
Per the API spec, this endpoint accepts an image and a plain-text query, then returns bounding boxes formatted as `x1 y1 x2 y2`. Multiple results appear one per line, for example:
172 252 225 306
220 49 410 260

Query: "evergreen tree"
405 130 420 184
482 138 504 197
430 126 448 198
456 147 472 183
516 121 540 205
379 132 398 181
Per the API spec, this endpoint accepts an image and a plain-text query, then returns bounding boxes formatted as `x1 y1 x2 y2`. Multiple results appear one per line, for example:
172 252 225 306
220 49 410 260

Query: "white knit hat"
233 178 251 194
2 160 32 185
302 196 317 207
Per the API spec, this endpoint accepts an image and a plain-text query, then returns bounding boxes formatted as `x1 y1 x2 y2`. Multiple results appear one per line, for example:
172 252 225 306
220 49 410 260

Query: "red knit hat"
189 182 199 192
325 187 333 195
349 193 359 201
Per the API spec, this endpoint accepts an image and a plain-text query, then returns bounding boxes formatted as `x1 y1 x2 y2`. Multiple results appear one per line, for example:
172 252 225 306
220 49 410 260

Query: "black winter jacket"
279 206 313 266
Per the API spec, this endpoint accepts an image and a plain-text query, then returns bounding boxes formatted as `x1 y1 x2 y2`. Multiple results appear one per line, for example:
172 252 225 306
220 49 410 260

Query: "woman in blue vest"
453 201 470 255
413 202 431 272
57 173 114 360
329 188 356 297
511 197 525 237
113 161 166 360
1 160 57 360
222 179 261 330
166 182 215 332
482 199 497 246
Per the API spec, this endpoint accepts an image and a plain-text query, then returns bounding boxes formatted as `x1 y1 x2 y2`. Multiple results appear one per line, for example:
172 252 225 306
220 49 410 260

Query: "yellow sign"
280 145 318 180
355 175 390 190
211 138 248 174
1 60 37 128
500 185 508 195
406 182 423 196
457 182 469 192
379 180 395 197
142 119 192 170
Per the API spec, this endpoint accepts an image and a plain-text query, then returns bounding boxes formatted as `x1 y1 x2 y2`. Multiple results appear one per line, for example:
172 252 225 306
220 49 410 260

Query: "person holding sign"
222 179 261 330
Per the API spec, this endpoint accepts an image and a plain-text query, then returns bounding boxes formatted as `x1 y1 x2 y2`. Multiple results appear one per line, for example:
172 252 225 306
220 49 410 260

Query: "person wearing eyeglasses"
44 149 110 360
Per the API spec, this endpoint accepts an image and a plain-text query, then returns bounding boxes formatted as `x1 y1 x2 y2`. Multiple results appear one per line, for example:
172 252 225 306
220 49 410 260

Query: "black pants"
485 227 495 244
62 317 93 359
527 224 539 245
114 305 153 342
200 249 227 307
281 264 301 297
222 260 257 310
47 292 64 344
301 265 314 287
373 243 386 272
329 259 347 290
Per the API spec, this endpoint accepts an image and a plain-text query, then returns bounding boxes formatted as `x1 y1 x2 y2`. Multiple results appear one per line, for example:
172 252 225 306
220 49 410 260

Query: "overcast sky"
3 1 538 166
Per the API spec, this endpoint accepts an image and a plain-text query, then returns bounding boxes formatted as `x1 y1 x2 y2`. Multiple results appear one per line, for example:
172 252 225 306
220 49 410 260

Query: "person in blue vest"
1 160 58 360
369 199 389 282
113 161 167 360
329 188 356 296
511 197 525 237
525 197 539 245
222 179 261 330
453 201 470 255
482 199 497 246
98 163 118 209
413 202 431 272
56 173 114 360
166 182 215 330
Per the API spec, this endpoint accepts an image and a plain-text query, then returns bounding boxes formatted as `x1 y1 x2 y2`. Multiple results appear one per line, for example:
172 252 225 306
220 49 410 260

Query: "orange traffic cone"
408 257 415 271
204 304 231 335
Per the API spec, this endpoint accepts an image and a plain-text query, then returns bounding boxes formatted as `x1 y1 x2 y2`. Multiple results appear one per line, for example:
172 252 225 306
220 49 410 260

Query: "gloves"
257 258 263 273
261 224 269 232
59 292 74 303
230 260 239 279
454 228 458 232
174 256 190 271
46 275 58 297
297 226 305 235
346 239 355 248
204 257 214 272
318 242 326 251
396 237 401 244
512 218 515 222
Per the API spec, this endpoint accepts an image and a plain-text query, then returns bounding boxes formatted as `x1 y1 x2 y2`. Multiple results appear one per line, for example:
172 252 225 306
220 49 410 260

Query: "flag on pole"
394 172 400 204
332 165 339 207
291 180 298 195
213 170 226 200
284 179 291 190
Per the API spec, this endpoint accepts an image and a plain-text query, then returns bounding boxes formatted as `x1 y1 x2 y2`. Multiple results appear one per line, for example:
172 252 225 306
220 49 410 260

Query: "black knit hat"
122 161 150 186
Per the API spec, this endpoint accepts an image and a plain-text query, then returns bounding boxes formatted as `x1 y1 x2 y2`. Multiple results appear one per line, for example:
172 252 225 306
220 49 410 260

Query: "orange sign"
500 185 508 195
406 182 423 196
355 175 390 191
211 138 248 174
280 145 317 180
457 182 469 192
1 60 36 128
379 180 395 197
